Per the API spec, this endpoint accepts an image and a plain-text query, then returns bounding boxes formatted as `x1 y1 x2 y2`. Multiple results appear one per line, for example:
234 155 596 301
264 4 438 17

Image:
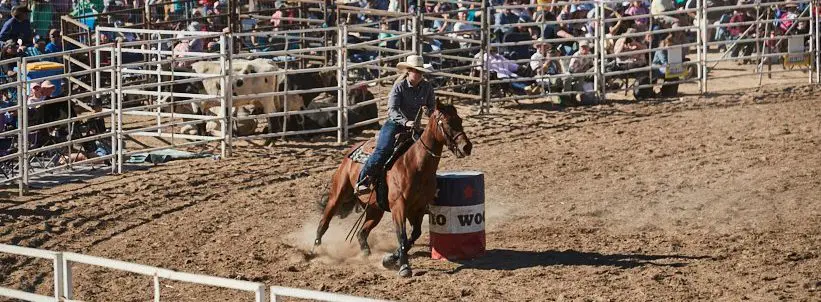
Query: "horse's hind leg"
406 212 424 253
357 204 384 256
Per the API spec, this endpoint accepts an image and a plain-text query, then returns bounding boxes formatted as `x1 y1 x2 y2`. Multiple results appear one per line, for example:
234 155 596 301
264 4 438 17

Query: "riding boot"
355 176 372 195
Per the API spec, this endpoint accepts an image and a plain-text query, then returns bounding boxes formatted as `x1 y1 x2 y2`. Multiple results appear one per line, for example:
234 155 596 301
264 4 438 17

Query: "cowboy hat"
396 55 432 73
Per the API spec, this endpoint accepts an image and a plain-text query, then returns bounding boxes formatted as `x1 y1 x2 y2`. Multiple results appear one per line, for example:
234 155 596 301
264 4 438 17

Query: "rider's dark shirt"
387 78 434 126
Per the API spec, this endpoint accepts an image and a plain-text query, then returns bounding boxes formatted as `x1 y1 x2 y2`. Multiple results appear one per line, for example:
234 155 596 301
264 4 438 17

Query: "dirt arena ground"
1 81 820 301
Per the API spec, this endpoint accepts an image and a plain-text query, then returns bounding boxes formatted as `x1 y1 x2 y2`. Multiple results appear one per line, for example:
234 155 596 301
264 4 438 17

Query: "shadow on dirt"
450 249 713 272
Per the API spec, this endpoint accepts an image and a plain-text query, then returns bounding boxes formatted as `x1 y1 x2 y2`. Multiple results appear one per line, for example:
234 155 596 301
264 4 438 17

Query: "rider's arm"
387 82 409 126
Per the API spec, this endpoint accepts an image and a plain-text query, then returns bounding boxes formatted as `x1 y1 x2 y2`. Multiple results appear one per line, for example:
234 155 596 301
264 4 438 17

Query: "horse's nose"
460 140 473 157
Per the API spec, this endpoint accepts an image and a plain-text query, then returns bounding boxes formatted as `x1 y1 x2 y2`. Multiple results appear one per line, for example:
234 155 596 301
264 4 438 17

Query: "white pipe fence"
0 243 382 302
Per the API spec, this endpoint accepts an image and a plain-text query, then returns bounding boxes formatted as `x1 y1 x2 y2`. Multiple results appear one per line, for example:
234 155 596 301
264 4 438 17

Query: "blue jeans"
358 120 403 185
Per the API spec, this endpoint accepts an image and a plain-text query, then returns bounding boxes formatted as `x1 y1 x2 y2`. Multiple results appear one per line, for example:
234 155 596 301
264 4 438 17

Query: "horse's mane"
435 104 457 117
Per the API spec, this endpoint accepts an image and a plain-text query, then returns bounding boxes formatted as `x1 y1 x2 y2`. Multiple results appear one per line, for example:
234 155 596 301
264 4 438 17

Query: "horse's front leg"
387 201 412 277
383 211 422 267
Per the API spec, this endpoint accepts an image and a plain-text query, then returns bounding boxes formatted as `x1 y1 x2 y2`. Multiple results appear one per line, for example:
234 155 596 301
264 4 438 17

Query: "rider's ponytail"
394 70 409 86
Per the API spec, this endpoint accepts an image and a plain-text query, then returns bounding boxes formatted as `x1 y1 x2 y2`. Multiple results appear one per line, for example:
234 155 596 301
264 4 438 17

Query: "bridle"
415 110 466 158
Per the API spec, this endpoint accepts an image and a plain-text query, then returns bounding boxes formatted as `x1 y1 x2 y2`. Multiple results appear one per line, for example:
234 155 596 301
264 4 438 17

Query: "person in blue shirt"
44 29 60 54
0 5 32 47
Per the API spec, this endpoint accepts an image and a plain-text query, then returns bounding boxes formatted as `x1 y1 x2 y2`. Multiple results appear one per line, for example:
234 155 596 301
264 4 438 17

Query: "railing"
0 243 387 302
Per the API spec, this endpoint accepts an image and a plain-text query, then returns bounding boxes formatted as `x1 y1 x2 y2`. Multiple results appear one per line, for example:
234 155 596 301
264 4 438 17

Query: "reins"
414 113 465 159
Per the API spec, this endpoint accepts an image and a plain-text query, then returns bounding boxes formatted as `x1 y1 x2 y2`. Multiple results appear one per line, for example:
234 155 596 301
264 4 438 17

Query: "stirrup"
355 184 372 195
354 178 372 195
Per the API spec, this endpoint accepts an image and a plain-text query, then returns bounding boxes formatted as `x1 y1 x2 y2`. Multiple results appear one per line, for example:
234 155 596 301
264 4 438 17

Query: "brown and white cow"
188 58 304 136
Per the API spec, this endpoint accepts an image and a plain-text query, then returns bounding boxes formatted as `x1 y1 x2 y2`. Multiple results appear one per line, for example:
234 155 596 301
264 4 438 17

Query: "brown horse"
314 104 473 277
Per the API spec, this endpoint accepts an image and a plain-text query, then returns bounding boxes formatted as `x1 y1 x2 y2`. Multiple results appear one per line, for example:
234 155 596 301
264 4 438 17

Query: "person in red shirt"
729 8 754 63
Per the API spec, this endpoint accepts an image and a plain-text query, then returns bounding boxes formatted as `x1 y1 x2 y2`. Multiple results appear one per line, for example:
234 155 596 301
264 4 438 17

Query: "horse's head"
428 104 472 158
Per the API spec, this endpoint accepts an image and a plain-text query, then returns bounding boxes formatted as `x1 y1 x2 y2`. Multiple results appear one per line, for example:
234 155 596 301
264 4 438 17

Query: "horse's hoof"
382 253 399 269
398 265 412 278
362 248 371 257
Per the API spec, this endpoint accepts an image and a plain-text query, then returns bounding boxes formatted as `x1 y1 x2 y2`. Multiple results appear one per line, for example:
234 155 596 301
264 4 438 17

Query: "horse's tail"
315 184 330 213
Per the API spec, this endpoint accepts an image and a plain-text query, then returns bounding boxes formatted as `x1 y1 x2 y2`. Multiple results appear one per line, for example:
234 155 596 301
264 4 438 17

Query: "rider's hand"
405 121 415 128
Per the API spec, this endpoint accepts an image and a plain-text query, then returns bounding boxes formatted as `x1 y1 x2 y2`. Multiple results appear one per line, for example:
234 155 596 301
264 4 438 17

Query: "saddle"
347 130 417 169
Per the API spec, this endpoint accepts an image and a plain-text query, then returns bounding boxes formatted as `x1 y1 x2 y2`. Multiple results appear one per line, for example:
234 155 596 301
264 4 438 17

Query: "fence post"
255 284 267 302
817 0 821 83
596 1 606 102
19 58 28 195
110 46 117 174
697 0 705 93
414 0 422 55
153 273 161 302
338 25 349 143
53 252 64 300
700 0 708 93
219 33 232 158
807 0 818 84
116 39 125 174
480 3 490 114
95 31 102 104
61 257 73 299
411 17 419 54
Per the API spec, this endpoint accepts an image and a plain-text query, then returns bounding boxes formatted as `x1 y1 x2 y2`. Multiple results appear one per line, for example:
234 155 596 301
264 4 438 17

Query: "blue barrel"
429 171 485 260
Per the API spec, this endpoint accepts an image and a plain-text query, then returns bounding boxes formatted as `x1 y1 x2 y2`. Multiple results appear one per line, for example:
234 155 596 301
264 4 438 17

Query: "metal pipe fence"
5 1 821 195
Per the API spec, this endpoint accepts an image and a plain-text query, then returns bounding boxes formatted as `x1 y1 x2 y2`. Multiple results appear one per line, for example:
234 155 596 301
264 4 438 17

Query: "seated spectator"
377 22 397 49
509 0 532 22
450 10 477 49
271 0 295 29
624 1 649 27
27 80 55 109
613 29 648 69
44 29 61 54
0 39 24 73
475 46 528 93
433 11 451 33
494 5 520 41
25 36 44 58
777 2 799 34
729 8 754 63
0 0 11 24
568 40 594 74
556 4 588 56
0 5 32 47
651 0 674 15
653 29 686 76
527 39 563 95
